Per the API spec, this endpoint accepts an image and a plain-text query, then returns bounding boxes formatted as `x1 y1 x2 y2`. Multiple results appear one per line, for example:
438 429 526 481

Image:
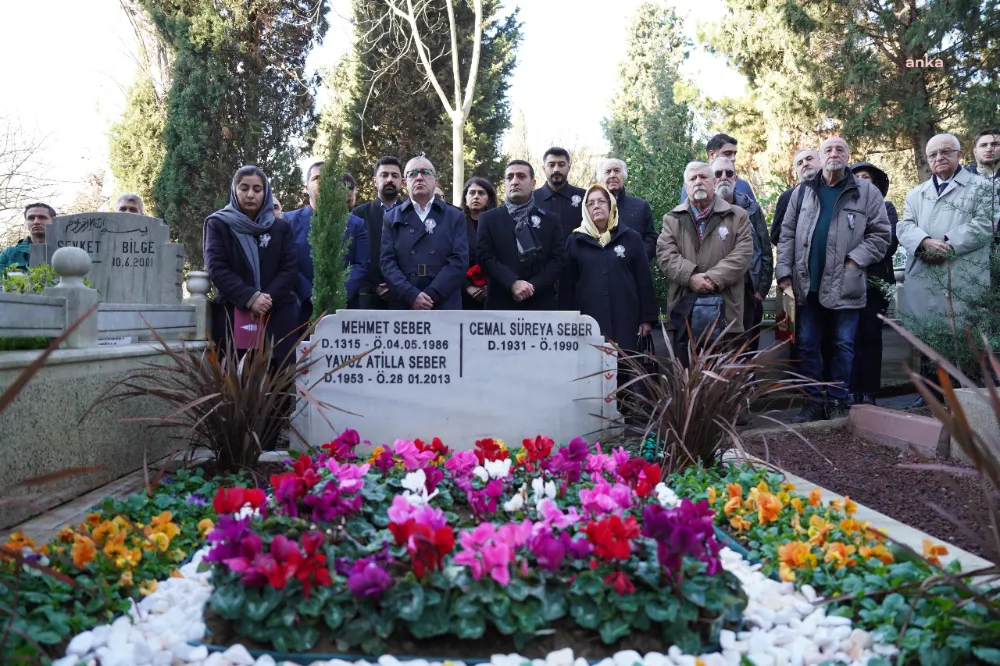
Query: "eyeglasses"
586 199 609 209
714 169 735 178
927 149 957 160
406 168 435 179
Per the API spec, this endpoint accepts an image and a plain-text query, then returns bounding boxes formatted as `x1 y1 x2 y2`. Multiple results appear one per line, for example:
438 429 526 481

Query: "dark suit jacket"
614 192 658 261
477 205 566 310
203 216 299 362
770 188 795 247
285 206 369 309
535 183 586 239
353 198 402 308
380 198 469 310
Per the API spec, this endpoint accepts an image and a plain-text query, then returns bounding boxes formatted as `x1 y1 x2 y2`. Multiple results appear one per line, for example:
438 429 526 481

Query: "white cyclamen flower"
654 482 679 508
531 477 557 504
503 494 525 512
472 466 489 483
484 458 513 479
401 469 438 505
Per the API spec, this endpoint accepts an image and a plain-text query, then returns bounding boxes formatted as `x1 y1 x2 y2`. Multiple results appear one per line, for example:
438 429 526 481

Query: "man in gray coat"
776 136 890 422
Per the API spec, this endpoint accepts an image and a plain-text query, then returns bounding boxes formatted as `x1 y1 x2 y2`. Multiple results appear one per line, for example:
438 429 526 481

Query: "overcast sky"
0 0 745 210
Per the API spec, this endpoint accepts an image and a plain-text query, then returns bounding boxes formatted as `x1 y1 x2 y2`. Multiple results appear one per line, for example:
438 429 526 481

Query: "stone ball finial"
51 247 92 281
185 270 211 299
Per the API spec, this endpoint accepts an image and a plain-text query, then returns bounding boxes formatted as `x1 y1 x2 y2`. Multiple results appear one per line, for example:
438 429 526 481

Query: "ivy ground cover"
202 433 749 658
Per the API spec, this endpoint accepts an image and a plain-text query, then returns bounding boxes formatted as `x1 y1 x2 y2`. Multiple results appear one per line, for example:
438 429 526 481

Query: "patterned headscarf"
574 184 619 246
204 166 275 290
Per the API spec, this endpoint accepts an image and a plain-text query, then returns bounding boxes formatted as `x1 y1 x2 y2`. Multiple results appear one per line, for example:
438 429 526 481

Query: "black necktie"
936 178 949 196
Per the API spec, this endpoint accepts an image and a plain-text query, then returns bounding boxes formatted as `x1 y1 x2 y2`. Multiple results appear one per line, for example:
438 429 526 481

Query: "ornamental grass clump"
204 431 748 656
618 325 815 475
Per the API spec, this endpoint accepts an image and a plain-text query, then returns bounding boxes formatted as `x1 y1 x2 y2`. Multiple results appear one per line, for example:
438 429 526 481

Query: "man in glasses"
776 136 890 423
380 156 469 310
712 158 772 357
597 158 657 260
897 134 996 396
680 133 758 206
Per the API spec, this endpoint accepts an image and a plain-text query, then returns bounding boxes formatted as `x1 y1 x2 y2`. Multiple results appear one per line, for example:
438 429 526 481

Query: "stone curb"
847 404 948 457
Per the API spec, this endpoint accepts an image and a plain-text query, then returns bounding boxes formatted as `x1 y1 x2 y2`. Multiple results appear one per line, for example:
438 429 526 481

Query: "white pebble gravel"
57 543 899 666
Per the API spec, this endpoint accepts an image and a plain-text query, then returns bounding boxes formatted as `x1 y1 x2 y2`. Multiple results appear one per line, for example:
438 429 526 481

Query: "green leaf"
506 578 529 601
384 581 425 621
246 587 283 622
453 596 480 618
973 647 1000 665
645 596 678 622
33 630 63 645
680 579 706 607
599 615 631 644
209 584 246 620
540 588 567 621
455 613 486 639
570 598 601 629
570 571 603 596
338 617 372 648
323 604 344 630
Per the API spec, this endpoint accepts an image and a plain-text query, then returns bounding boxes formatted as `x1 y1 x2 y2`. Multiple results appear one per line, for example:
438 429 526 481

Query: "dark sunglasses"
406 168 436 178
714 169 735 178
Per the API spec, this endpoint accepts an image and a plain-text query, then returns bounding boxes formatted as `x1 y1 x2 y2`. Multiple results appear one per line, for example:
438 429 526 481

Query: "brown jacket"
656 197 753 333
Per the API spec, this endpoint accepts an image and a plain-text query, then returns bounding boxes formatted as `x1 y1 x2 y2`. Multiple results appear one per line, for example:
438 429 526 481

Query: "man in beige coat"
656 161 753 342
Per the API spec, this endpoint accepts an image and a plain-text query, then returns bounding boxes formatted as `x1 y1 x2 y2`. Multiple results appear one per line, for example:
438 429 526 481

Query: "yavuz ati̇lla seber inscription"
31 213 184 304
294 310 619 450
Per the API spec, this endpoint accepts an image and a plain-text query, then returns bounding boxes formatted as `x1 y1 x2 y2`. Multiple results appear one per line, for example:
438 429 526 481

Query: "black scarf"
504 194 543 274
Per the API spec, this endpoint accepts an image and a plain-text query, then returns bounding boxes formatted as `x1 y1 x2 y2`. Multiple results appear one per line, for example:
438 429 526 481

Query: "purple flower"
561 532 592 560
642 500 721 578
542 437 590 483
529 532 566 571
346 558 393 598
304 480 363 523
186 493 207 506
372 447 395 474
423 466 444 493
204 515 257 563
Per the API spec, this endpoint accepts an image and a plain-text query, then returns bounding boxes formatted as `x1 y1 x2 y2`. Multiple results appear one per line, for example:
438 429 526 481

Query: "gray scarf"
504 194 542 272
204 167 275 290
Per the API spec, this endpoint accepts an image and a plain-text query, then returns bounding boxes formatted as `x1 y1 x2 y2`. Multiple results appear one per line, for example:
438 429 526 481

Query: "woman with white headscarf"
203 165 299 367
561 184 658 417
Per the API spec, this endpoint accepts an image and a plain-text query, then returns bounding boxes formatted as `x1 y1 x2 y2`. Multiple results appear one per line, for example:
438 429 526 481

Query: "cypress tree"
309 152 349 317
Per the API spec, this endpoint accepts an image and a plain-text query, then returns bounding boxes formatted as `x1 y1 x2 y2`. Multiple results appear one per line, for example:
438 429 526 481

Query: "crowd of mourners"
2 129 998 424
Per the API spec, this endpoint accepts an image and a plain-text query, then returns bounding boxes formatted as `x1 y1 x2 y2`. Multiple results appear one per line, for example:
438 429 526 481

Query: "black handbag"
636 331 657 369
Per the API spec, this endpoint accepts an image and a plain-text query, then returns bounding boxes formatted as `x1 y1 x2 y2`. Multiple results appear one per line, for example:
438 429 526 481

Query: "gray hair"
929 133 961 151
115 193 144 214
683 161 712 181
793 148 819 161
596 158 627 182
709 156 736 171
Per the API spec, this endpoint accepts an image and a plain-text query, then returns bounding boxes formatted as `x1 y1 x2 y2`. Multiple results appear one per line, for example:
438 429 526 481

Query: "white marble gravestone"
31 213 184 304
294 310 619 450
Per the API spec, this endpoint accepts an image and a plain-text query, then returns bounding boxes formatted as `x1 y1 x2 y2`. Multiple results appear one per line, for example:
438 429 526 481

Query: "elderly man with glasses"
379 156 469 310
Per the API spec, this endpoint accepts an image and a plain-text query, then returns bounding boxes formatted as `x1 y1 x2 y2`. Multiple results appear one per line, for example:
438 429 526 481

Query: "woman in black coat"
560 184 658 351
849 162 899 405
204 165 299 368
461 177 497 310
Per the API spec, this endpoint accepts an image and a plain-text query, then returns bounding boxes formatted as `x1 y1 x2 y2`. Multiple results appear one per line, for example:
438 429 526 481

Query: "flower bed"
0 468 231 661
200 434 747 658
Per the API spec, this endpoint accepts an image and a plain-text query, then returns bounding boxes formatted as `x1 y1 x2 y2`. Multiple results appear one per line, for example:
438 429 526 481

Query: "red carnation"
466 264 487 287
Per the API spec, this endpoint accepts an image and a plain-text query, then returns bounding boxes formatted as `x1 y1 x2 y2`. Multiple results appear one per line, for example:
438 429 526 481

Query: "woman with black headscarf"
204 165 299 368
461 177 497 310
849 162 899 405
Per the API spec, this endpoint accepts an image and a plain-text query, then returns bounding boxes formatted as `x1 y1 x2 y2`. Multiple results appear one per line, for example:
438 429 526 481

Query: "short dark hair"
706 133 738 154
542 147 571 162
974 129 1000 146
340 173 356 191
506 159 534 179
23 202 56 219
373 156 403 176
306 161 324 182
461 177 498 220
234 165 268 188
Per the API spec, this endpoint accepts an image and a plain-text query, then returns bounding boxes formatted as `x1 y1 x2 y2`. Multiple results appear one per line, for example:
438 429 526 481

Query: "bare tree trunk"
383 0 483 205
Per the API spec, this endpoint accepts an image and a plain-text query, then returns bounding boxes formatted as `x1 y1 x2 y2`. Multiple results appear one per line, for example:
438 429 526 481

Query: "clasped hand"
688 273 717 294
512 280 535 302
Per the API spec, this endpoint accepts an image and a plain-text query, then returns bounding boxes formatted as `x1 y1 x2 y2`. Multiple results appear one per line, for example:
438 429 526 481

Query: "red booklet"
233 308 265 350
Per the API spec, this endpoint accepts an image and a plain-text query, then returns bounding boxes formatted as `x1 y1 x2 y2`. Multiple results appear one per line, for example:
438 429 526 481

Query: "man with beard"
380 156 468 310
354 156 404 309
776 136 890 422
535 147 586 238
478 160 565 310
965 129 999 223
680 133 758 205
0 202 55 272
598 158 657 260
712 157 772 349
771 148 820 246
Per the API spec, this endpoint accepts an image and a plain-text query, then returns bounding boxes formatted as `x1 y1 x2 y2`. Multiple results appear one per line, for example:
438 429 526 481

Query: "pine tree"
331 0 521 202
108 75 167 210
135 0 328 265
310 151 350 317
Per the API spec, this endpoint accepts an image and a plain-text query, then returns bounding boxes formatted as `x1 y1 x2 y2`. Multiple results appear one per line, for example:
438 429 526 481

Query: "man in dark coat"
285 163 370 320
597 158 657 260
849 161 899 405
680 133 758 205
0 202 54 272
770 148 820 246
478 160 566 310
380 156 469 310
535 147 586 239
353 156 404 309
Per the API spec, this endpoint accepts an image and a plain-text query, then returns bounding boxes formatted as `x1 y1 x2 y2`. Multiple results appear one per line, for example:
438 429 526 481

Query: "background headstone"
294 310 619 450
31 213 184 304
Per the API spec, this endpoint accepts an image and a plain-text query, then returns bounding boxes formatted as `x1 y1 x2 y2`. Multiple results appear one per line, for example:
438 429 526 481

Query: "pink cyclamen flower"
445 450 479 478
537 498 582 530
579 479 633 517
392 439 436 471
325 461 370 494
585 443 616 478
